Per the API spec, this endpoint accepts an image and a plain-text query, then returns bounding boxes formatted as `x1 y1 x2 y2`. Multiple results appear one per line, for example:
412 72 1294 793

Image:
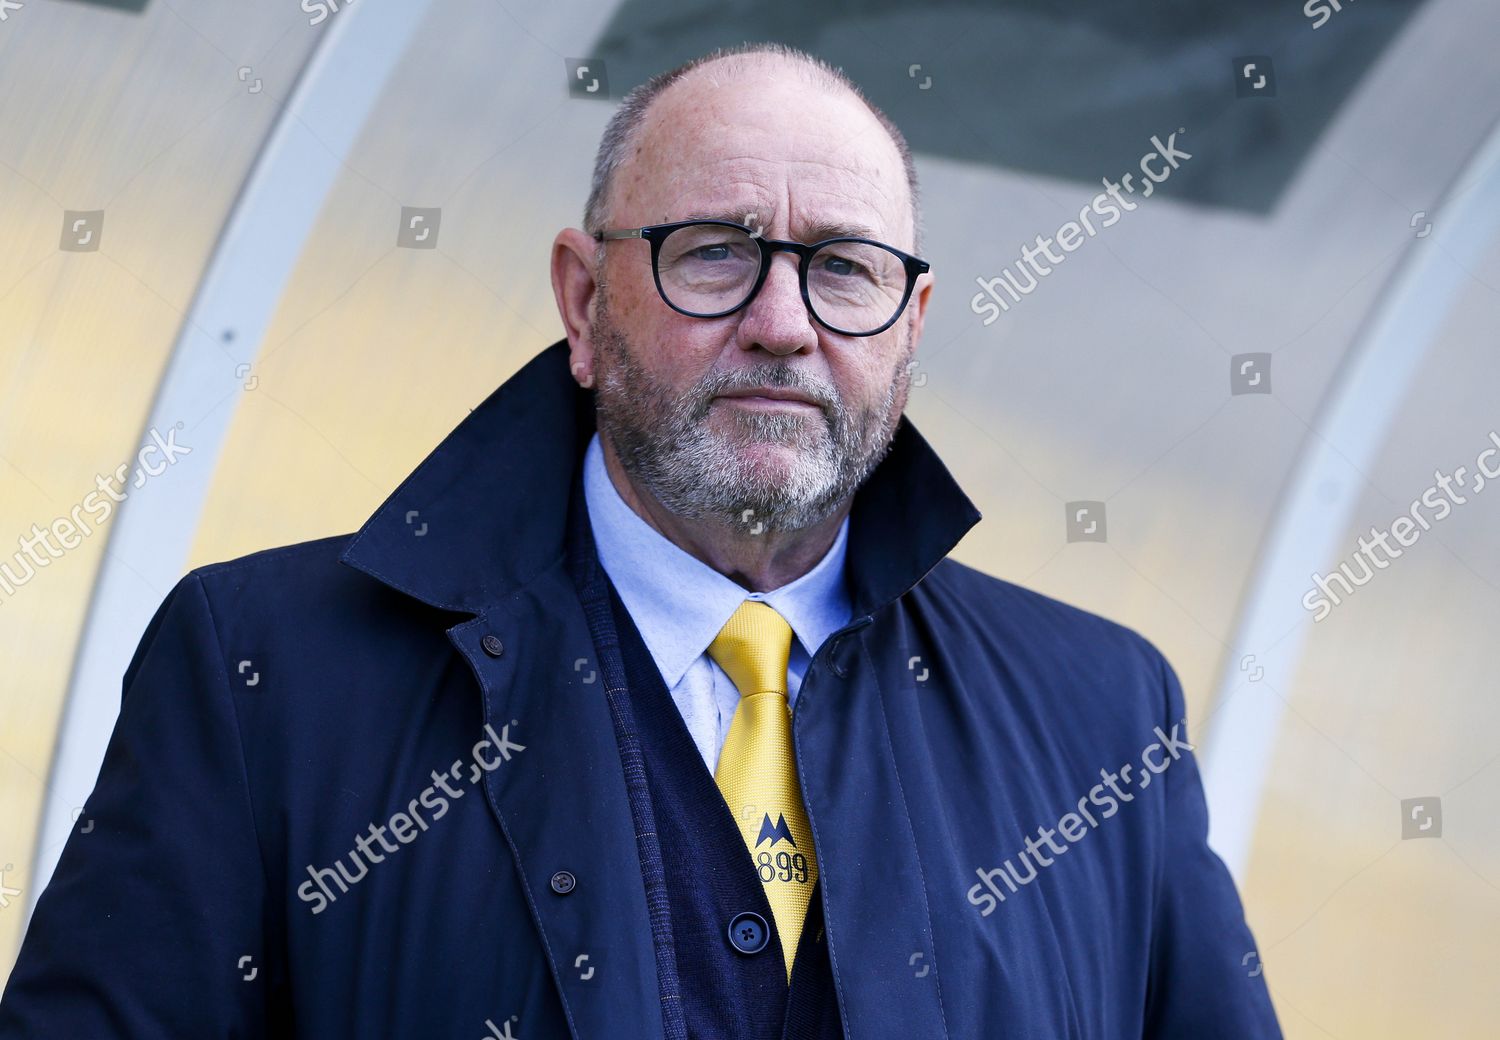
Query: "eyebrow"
684 213 882 242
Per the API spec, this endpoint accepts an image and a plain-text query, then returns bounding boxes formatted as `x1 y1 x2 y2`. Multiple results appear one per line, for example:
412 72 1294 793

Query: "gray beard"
590 294 911 535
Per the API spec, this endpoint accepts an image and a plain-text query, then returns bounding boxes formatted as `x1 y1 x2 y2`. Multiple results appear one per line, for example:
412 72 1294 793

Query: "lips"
716 388 820 407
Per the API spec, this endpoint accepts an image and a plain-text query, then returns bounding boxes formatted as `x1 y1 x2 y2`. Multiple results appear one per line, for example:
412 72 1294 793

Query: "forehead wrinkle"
679 147 883 173
643 97 894 181
655 156 900 219
658 152 881 187
659 195 893 242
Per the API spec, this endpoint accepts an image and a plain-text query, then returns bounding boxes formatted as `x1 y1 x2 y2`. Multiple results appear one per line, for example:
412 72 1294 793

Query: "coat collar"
340 337 982 619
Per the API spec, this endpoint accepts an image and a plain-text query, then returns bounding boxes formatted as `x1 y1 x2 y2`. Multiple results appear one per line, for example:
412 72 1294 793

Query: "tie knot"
707 599 795 699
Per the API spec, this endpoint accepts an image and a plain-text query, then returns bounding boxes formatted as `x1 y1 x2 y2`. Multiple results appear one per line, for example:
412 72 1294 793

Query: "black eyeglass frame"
592 219 931 337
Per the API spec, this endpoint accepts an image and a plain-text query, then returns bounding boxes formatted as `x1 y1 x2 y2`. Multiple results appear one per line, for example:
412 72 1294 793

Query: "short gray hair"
583 43 923 257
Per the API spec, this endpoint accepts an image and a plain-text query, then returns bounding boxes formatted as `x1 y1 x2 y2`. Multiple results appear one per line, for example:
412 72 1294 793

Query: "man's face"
588 66 929 534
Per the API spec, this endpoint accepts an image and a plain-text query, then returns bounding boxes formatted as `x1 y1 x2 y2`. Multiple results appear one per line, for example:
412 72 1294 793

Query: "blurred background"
1 0 1496 1034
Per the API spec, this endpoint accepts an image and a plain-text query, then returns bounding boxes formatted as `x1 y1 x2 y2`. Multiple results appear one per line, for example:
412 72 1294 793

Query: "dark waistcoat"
563 465 843 1040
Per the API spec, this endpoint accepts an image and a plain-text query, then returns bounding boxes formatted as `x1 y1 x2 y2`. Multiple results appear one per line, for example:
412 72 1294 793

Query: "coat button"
481 634 505 658
550 870 576 895
726 911 770 955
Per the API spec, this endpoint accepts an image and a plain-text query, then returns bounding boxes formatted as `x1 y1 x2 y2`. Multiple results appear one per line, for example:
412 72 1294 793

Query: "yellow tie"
708 599 818 982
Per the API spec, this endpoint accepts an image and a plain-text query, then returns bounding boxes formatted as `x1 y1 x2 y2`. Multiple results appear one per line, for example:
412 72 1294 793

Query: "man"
0 43 1281 1039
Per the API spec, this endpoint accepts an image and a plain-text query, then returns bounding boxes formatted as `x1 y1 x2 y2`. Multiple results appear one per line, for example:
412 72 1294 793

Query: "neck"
598 434 848 594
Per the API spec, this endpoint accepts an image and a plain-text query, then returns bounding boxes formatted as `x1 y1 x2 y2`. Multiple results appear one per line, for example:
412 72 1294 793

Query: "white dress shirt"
581 431 853 774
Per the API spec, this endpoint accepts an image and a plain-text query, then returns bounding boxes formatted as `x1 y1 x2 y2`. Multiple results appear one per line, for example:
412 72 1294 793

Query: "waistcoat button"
726 911 770 955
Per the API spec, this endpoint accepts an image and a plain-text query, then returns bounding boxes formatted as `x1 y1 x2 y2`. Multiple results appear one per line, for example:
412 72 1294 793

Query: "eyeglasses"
592 219 930 337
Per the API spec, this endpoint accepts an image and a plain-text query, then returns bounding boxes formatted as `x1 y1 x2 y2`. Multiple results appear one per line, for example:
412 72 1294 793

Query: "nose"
735 251 818 356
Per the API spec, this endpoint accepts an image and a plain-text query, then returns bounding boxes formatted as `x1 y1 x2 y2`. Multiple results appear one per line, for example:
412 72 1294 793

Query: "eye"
689 243 734 261
819 253 868 277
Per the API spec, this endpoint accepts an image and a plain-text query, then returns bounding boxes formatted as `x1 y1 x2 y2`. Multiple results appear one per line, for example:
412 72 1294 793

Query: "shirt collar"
582 431 852 689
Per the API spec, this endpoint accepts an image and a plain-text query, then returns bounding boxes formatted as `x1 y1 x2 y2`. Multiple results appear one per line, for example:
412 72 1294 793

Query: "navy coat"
0 338 1282 1038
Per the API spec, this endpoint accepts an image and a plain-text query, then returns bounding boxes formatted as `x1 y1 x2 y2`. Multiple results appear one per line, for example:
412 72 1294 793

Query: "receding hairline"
583 44 923 255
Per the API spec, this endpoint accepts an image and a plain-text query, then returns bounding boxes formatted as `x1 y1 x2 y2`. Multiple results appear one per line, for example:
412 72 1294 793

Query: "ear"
551 227 601 388
908 269 934 347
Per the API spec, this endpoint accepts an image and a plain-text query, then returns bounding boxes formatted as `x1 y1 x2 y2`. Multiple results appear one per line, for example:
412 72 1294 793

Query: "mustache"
697 365 837 412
